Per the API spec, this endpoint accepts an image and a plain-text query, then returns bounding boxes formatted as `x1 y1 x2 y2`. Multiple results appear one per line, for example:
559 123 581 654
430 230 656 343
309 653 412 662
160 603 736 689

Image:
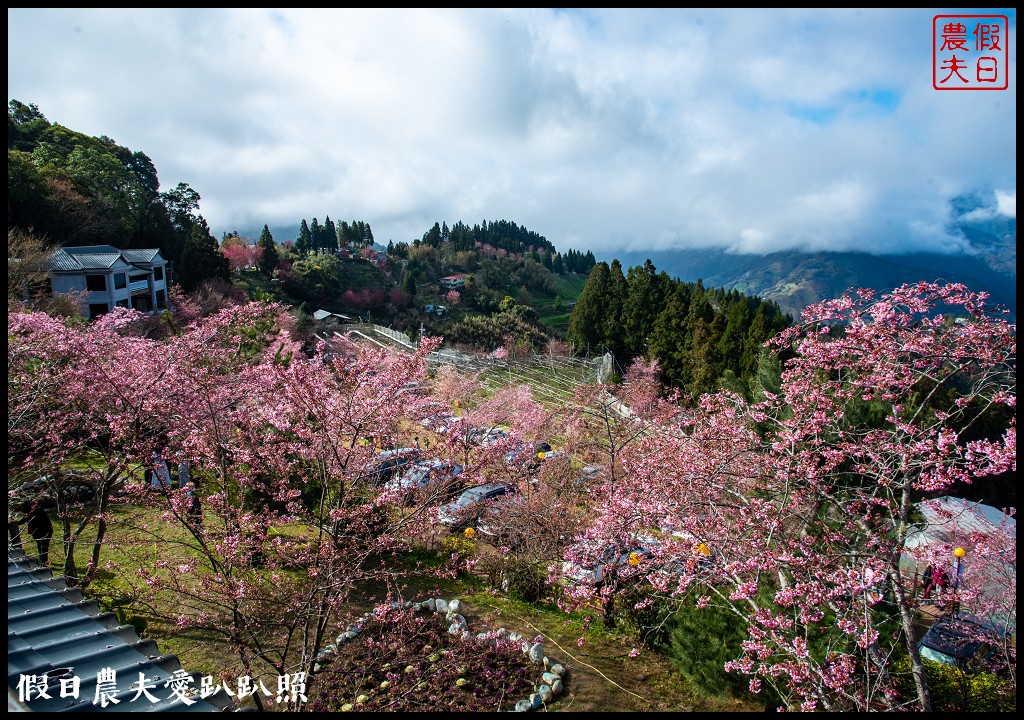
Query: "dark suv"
917 612 1008 671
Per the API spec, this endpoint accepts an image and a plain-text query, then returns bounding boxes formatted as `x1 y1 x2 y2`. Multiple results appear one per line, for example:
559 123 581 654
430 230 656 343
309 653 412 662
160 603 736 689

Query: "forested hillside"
568 259 791 397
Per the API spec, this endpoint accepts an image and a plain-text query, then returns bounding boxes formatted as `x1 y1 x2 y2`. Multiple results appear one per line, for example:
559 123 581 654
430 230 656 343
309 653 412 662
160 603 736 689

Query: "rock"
448 598 461 614
542 672 559 685
424 599 436 612
509 632 522 644
530 692 544 710
514 699 532 712
528 642 545 663
447 613 466 627
435 598 450 613
550 679 563 696
448 622 463 635
548 663 566 677
538 684 553 703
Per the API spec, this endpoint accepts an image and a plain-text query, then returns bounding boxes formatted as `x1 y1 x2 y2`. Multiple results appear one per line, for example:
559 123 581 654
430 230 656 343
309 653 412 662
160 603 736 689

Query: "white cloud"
7 8 1016 255
995 190 1016 218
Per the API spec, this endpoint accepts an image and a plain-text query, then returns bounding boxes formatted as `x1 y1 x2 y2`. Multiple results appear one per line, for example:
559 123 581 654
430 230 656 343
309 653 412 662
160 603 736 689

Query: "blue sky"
7 8 1016 256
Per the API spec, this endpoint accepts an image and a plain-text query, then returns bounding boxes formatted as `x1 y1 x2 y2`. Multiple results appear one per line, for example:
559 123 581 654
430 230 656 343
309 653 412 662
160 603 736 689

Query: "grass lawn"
39 500 762 713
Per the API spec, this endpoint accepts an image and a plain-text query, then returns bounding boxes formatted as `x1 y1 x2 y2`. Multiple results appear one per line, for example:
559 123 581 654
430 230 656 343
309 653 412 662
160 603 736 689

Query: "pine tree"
309 218 322 254
566 262 610 355
295 219 311 257
622 259 666 359
323 216 338 254
649 286 691 390
604 259 629 362
257 225 278 277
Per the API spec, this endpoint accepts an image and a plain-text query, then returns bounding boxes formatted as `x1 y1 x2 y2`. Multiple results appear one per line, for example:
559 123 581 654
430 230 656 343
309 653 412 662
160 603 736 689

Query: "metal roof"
120 249 164 265
905 496 1016 550
46 246 165 273
46 250 126 272
7 548 235 713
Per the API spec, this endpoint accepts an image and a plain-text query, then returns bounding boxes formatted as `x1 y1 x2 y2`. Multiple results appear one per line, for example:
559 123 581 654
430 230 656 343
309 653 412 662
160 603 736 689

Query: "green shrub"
893 656 1016 712
617 584 754 700
479 557 549 603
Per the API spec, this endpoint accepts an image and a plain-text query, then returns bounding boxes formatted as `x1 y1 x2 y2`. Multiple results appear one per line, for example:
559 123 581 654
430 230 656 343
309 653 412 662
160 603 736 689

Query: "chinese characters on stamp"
934 15 1009 90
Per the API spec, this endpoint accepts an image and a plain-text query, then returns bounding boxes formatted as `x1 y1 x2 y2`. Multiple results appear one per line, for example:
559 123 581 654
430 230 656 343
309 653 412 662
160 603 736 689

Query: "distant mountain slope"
609 194 1016 320
610 247 1015 321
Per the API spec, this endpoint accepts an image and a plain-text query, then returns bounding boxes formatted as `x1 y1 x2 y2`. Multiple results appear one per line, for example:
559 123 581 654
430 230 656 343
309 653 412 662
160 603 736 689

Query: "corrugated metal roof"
7 549 235 713
121 250 164 265
45 251 84 273
47 246 163 273
46 250 125 272
905 496 1016 550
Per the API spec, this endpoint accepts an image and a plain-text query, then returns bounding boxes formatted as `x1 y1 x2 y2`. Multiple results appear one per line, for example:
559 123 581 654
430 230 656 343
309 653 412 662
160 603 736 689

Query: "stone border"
313 597 567 712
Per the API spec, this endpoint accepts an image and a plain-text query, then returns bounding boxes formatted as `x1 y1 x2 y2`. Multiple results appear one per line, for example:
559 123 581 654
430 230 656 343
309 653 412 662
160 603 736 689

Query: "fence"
337 323 612 396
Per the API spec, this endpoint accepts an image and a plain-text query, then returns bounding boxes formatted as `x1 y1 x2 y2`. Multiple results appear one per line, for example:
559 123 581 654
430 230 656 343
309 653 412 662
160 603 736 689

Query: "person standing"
16 501 53 565
185 481 202 529
920 564 934 598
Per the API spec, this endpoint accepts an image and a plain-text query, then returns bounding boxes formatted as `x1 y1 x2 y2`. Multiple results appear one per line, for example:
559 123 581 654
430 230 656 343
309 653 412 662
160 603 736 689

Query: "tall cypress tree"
649 286 691 390
295 219 311 257
257 224 278 277
309 218 322 254
566 262 611 355
604 259 629 363
323 216 338 254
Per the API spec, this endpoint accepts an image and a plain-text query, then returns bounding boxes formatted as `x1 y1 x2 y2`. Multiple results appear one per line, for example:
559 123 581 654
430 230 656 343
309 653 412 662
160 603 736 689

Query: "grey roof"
47 250 125 272
61 245 122 255
7 549 234 713
46 246 164 273
121 249 164 265
905 496 1016 550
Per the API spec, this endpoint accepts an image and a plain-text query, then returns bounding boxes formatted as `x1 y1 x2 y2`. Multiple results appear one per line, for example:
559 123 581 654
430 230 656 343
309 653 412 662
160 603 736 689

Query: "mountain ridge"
607 244 1015 321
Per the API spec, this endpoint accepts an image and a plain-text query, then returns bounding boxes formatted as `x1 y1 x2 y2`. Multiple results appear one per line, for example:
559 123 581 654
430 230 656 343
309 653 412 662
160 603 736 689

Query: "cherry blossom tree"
556 283 1016 711
8 307 177 585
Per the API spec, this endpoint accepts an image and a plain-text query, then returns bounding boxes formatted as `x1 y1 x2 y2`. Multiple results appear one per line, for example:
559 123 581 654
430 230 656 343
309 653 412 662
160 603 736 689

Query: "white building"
47 245 170 320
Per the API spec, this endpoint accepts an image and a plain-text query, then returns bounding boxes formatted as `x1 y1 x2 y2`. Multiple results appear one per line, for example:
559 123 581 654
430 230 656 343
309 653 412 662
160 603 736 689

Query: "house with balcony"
46 245 170 320
440 273 469 289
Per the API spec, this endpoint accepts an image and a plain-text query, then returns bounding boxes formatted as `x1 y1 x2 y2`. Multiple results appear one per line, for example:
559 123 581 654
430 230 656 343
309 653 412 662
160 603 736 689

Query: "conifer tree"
323 216 338 254
309 218 322 254
567 262 611 355
295 219 311 256
257 225 278 277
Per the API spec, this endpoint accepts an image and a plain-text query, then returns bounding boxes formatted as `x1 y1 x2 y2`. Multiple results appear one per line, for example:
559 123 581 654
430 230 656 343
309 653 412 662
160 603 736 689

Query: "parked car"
420 412 456 431
560 539 655 588
385 459 464 498
505 441 552 465
358 447 420 485
467 427 508 447
438 483 518 530
917 612 1008 670
475 494 529 546
395 381 423 396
